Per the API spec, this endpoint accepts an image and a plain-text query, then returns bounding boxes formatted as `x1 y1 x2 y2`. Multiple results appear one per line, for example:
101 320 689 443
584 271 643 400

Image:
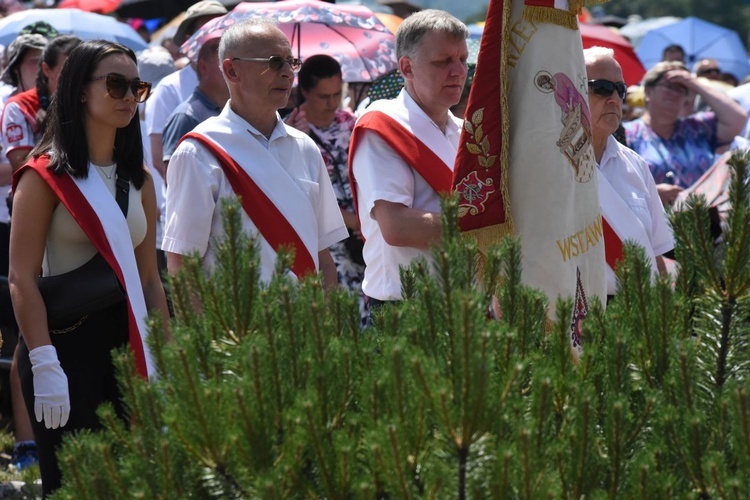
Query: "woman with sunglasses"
8 40 169 495
623 61 746 206
584 47 674 300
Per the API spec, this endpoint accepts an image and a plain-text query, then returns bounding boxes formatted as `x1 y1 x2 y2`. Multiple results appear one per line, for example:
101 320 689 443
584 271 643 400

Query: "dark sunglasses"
697 68 720 76
88 74 152 103
587 79 627 100
232 56 302 72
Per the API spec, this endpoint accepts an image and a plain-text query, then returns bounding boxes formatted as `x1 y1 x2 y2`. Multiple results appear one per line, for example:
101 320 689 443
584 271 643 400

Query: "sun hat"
137 46 176 86
173 1 227 46
1 33 48 86
19 21 59 40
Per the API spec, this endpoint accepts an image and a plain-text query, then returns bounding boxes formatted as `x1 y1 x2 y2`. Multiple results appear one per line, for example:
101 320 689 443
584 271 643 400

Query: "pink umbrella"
183 0 397 82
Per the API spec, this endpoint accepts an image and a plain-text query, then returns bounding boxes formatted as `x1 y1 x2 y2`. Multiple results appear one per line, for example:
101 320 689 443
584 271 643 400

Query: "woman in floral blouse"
624 61 746 206
294 55 367 324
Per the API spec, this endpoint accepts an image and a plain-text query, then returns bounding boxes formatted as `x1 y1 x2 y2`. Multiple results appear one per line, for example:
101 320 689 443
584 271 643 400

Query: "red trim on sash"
525 0 558 7
601 216 624 270
12 157 149 378
348 110 453 226
182 132 316 278
2 88 40 135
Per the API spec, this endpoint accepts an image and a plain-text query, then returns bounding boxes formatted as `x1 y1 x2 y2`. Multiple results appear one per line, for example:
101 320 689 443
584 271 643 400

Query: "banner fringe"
522 5 578 30
461 223 514 257
499 0 514 232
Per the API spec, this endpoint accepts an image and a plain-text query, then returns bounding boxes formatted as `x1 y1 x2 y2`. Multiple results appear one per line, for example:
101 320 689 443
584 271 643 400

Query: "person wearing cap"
348 10 468 314
161 37 228 165
1 34 47 96
2 36 81 173
163 19 347 290
144 0 227 181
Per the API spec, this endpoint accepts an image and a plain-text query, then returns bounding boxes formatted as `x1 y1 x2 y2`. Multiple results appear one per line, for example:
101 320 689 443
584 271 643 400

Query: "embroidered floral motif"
456 171 496 218
463 107 498 168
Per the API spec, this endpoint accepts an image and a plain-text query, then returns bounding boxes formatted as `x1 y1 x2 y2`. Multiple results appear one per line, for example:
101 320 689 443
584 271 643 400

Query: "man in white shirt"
164 20 346 288
584 47 674 297
349 10 469 305
144 0 227 180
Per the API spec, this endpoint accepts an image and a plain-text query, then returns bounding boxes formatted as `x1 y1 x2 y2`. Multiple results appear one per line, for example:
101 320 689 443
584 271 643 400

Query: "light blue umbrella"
0 8 148 52
636 16 750 80
619 16 680 49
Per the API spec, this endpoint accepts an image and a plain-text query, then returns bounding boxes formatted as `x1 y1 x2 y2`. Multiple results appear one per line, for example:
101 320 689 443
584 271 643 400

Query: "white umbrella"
0 8 148 52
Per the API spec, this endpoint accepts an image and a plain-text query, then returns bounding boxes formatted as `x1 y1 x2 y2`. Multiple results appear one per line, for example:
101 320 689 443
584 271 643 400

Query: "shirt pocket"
627 196 652 235
295 178 320 213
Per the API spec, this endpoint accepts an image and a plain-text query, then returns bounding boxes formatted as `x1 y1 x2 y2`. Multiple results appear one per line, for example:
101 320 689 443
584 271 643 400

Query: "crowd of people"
0 0 746 494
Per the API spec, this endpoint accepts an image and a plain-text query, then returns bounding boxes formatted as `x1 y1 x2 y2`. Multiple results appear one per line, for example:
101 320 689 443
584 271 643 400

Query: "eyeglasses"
587 79 627 100
232 56 302 72
87 74 152 103
697 67 720 77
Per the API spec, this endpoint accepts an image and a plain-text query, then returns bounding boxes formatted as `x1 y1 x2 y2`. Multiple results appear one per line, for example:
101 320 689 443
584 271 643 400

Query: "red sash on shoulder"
182 132 316 278
2 88 40 133
348 110 454 220
12 157 150 378
602 217 624 270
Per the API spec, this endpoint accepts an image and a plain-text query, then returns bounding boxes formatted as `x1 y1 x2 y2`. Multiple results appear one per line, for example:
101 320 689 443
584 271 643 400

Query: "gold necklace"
94 163 116 180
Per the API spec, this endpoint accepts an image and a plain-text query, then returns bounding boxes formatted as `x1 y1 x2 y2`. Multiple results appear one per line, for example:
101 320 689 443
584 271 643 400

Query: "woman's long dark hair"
34 35 81 132
30 40 145 189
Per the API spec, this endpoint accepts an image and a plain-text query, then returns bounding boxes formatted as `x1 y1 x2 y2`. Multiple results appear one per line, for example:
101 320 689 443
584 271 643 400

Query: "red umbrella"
183 0 397 82
580 23 645 86
57 0 122 14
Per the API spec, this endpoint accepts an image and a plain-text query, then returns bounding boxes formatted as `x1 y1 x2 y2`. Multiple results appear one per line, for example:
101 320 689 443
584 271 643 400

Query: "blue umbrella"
0 8 148 52
636 16 750 80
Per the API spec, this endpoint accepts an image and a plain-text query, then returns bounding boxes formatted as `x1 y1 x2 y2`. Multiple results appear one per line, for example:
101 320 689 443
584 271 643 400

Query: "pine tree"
53 154 750 498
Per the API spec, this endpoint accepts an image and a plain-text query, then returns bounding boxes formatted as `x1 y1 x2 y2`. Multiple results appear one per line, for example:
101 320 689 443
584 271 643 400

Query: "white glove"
29 345 70 429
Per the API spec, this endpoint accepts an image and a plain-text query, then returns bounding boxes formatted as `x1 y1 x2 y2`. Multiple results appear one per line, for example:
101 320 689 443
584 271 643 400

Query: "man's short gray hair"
395 9 469 61
583 46 615 67
218 18 279 64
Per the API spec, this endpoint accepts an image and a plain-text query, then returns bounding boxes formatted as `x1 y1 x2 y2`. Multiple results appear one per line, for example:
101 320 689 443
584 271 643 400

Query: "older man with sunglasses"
584 47 674 300
163 20 347 289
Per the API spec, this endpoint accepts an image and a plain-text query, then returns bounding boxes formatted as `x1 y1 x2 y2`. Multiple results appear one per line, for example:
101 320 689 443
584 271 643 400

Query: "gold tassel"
522 5 578 30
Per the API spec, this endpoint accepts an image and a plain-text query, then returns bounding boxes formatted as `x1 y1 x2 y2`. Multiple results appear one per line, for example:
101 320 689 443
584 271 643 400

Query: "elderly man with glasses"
163 20 347 289
584 46 674 300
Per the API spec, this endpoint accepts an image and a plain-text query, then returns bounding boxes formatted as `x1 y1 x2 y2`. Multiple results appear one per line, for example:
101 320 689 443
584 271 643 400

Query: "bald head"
218 19 286 66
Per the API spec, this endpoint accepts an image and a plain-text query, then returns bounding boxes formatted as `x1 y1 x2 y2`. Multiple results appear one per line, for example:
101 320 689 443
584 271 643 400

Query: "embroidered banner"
452 0 607 355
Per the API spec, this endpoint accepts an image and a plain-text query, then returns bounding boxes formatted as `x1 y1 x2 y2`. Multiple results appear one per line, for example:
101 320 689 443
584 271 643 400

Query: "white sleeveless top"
43 163 147 276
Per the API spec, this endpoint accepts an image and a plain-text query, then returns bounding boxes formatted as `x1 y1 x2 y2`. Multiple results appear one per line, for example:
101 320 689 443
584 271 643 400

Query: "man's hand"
372 200 441 249
656 183 683 207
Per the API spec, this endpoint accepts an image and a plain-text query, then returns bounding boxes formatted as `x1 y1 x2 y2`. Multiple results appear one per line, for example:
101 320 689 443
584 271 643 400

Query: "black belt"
366 296 398 309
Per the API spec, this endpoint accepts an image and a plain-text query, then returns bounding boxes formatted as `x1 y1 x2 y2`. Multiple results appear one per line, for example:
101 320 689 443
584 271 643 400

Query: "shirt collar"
193 87 222 112
598 134 619 169
399 88 462 139
222 102 289 147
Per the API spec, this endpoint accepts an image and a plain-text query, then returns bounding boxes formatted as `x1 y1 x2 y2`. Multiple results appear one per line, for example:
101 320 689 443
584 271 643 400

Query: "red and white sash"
14 157 153 379
181 121 318 278
348 93 456 222
598 170 657 276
